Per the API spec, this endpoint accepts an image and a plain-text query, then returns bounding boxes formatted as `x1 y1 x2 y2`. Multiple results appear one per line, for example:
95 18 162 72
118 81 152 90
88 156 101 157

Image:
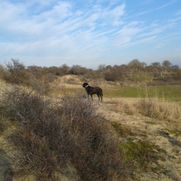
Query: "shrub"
0 65 7 80
1 88 125 180
2 60 55 95
59 96 125 181
1 88 67 180
4 59 30 85
28 74 54 95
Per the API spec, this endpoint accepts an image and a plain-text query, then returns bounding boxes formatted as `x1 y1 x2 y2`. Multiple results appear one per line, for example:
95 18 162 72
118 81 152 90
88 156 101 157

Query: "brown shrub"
3 59 30 85
1 88 125 180
59 96 125 181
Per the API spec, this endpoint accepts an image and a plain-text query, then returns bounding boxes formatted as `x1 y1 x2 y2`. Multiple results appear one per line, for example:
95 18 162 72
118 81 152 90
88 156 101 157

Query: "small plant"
119 139 164 170
122 103 134 115
0 119 5 134
0 113 9 135
136 99 159 118
112 122 133 137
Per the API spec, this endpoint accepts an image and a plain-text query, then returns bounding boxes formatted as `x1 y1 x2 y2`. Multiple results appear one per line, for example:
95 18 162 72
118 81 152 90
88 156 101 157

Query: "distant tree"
151 62 161 68
7 59 25 72
171 65 179 70
61 64 69 74
69 65 89 75
105 65 112 70
98 64 106 71
128 59 146 69
162 60 172 68
5 59 29 84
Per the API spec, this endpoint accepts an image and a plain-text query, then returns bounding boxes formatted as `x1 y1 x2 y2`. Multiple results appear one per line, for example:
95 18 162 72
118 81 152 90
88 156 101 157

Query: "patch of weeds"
136 99 159 119
145 119 156 125
111 122 133 137
166 128 181 137
110 101 134 115
136 99 170 120
122 103 134 115
0 116 7 134
0 122 4 134
119 139 165 170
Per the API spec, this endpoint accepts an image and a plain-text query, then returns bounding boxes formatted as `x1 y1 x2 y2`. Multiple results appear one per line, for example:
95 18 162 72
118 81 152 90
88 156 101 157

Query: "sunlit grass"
104 85 181 101
49 84 181 101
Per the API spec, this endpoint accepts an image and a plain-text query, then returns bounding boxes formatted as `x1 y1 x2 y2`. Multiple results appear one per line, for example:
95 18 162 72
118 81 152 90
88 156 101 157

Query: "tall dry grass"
136 98 181 121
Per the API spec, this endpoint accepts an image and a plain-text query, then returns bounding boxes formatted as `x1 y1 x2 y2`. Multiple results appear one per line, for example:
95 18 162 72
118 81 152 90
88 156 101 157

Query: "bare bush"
1 88 125 180
59 96 125 181
4 59 30 85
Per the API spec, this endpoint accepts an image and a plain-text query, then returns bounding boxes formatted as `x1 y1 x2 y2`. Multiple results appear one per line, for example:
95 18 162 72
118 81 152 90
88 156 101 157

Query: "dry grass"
97 97 181 180
136 98 181 121
1 77 181 181
111 122 134 137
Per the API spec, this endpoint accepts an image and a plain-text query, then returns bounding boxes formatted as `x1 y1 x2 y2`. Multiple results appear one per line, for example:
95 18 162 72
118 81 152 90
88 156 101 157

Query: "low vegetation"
119 139 165 170
111 121 166 171
0 117 5 134
0 88 125 181
136 98 181 120
0 59 180 180
0 59 181 96
111 122 134 137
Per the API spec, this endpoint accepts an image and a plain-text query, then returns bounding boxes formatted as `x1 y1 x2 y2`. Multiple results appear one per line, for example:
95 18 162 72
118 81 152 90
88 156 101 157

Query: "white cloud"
115 22 141 46
0 0 181 66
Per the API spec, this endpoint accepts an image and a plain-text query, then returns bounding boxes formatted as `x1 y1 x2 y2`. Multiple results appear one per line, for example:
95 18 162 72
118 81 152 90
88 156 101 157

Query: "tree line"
0 59 180 90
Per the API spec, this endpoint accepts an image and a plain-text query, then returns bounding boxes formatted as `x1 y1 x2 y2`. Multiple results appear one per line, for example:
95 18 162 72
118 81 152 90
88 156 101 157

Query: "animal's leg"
87 94 91 101
97 94 100 101
100 95 103 102
91 94 93 101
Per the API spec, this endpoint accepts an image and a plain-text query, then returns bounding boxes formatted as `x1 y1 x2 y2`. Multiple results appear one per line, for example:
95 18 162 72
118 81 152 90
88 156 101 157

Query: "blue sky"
0 0 181 68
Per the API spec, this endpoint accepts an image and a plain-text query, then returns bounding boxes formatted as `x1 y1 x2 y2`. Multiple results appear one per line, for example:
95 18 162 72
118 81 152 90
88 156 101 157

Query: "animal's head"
82 82 89 88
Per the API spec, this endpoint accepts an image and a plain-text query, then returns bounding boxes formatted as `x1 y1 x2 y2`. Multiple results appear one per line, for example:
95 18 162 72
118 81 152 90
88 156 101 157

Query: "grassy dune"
0 77 181 181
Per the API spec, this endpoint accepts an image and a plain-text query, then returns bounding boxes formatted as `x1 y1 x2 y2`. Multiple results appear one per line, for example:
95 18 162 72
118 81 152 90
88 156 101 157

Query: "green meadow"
53 85 181 101
102 85 181 101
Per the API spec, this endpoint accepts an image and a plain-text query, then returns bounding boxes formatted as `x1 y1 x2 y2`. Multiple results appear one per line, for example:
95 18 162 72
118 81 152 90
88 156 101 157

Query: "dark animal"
82 82 103 101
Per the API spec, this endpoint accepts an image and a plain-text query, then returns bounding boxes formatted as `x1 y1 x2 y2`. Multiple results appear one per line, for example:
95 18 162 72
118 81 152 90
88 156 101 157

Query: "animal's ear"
82 82 88 87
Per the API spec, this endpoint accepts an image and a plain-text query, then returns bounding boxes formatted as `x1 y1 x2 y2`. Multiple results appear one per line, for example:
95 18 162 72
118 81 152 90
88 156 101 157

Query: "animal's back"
94 87 103 96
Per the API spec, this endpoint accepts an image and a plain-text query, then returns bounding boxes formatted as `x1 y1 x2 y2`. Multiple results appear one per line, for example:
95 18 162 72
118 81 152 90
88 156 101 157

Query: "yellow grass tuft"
136 98 181 121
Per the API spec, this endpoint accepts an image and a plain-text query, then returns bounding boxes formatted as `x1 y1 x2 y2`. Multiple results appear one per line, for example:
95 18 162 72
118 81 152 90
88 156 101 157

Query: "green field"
54 85 181 101
103 85 181 101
